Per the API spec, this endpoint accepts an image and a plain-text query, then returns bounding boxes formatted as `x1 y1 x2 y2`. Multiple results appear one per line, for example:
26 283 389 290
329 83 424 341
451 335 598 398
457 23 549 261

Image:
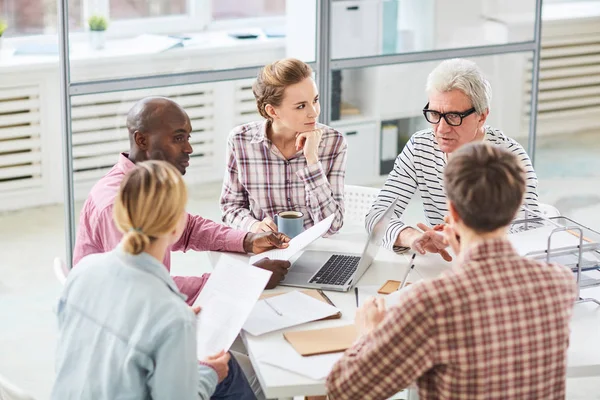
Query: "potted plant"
88 15 108 50
0 20 7 52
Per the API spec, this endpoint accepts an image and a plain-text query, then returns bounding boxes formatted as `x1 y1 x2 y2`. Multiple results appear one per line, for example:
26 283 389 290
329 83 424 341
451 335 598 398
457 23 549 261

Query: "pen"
263 298 283 316
317 289 336 307
354 287 359 308
399 253 417 290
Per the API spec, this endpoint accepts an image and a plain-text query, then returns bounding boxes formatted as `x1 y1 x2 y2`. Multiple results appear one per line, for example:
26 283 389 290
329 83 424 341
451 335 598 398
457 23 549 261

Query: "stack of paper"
260 345 343 380
508 226 586 256
242 291 340 336
193 255 272 359
249 214 334 265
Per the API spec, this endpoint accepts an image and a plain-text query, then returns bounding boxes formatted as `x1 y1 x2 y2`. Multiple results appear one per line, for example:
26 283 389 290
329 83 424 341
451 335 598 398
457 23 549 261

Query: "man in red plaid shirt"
326 143 578 400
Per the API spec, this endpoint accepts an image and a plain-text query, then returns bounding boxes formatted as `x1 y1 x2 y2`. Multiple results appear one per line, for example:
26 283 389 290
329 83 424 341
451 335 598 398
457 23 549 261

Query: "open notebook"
259 289 342 320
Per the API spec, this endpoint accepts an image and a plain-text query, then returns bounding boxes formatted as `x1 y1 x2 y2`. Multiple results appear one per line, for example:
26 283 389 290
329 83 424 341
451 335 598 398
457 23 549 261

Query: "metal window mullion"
316 0 331 125
58 0 76 269
528 0 543 165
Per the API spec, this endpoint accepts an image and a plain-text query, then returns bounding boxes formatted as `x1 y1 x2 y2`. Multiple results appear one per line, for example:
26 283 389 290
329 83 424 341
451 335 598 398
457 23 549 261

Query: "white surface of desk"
208 225 446 399
207 225 600 399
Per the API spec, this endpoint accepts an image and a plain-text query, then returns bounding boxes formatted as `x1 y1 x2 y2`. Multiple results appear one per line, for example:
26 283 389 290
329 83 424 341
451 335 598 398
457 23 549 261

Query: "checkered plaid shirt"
220 120 347 235
327 238 578 400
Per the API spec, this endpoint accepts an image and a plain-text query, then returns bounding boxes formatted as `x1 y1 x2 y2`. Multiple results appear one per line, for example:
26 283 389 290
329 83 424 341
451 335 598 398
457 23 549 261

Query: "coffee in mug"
275 211 304 238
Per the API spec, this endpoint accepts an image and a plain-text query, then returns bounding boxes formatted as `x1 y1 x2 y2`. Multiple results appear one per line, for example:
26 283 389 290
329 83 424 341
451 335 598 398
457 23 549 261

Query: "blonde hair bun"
113 160 188 255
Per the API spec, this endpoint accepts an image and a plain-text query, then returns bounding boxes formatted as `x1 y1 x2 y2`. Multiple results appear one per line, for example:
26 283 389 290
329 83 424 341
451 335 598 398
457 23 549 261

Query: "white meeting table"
205 224 600 399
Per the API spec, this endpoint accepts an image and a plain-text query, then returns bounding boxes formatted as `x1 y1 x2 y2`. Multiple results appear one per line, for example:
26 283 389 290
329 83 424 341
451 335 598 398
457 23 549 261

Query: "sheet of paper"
259 342 343 380
508 226 587 256
193 255 272 359
249 214 335 264
380 124 399 161
242 291 340 336
382 284 416 308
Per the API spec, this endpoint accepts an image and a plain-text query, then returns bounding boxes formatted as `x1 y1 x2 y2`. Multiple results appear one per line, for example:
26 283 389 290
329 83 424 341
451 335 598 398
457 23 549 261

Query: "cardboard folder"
283 324 358 356
260 289 342 320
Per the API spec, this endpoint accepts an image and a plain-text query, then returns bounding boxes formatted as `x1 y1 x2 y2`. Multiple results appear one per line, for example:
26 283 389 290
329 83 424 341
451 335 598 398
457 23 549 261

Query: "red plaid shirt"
220 120 347 235
327 238 578 400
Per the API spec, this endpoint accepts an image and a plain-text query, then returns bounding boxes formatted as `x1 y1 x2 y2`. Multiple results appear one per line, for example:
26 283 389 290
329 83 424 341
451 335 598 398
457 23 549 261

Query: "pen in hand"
354 287 359 308
399 253 417 290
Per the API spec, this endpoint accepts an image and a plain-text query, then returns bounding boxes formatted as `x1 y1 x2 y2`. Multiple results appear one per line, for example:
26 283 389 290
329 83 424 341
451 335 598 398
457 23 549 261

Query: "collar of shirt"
442 126 491 163
460 237 518 265
114 245 187 302
117 152 136 174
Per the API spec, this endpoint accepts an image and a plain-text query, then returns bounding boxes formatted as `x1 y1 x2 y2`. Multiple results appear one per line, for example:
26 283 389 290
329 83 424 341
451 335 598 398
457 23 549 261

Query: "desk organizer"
511 207 600 306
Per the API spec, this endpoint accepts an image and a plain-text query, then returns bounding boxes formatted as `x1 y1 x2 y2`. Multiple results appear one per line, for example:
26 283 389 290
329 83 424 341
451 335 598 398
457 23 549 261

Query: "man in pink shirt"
73 97 291 305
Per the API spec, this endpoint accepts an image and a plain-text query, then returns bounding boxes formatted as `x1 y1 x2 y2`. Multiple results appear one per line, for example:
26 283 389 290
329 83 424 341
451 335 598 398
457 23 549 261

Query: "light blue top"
52 247 218 400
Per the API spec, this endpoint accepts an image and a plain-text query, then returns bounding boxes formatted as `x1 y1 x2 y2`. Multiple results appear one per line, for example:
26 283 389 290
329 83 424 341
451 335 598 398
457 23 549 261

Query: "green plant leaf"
88 15 108 31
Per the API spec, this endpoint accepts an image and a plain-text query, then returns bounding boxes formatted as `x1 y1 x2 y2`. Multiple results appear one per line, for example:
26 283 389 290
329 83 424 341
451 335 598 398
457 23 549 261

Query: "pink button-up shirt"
73 153 247 304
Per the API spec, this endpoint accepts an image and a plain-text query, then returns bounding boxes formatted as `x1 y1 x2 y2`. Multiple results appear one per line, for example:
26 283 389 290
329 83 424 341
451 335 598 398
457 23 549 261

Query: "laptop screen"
349 197 398 286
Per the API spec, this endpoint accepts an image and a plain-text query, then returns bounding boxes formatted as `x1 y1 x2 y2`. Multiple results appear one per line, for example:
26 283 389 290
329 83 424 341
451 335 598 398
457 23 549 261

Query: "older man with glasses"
366 58 540 259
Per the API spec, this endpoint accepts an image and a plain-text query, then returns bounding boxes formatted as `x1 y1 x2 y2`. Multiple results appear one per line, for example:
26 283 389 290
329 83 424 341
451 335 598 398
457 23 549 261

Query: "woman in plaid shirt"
220 58 347 235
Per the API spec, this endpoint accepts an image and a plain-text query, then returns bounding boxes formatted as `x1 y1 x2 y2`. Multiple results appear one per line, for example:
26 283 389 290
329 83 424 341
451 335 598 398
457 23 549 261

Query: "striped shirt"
365 126 540 252
326 238 578 400
220 120 347 235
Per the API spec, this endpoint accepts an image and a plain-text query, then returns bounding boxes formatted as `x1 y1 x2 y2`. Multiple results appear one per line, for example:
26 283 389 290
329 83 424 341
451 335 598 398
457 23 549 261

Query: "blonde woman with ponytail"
53 161 257 400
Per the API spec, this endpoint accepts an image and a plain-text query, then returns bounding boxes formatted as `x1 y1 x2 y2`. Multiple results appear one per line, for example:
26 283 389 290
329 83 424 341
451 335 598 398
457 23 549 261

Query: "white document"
355 284 415 308
260 343 343 380
382 284 416 308
508 226 586 256
248 214 335 265
193 255 272 359
380 124 399 161
242 291 340 336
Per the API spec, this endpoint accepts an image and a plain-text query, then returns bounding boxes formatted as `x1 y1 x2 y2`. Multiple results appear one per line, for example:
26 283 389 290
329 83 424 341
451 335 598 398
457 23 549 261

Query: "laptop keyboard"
309 254 361 286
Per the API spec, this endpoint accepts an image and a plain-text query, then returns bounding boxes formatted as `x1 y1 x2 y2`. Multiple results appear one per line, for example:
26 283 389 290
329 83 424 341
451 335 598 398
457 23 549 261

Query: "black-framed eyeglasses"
422 102 477 127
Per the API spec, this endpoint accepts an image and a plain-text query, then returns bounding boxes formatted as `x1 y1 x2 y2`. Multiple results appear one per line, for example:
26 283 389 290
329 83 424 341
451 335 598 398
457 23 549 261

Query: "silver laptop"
280 198 398 292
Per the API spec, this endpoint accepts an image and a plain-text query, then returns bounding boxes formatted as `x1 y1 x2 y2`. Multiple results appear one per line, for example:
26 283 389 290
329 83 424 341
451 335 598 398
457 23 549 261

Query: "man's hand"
355 297 387 337
411 222 452 261
244 232 290 254
250 217 278 233
295 129 322 165
443 225 461 258
252 258 291 289
201 350 230 383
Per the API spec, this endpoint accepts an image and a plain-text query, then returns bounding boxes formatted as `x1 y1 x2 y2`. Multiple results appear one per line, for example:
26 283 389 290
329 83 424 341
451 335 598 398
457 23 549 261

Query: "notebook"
283 324 358 356
242 291 340 336
259 289 342 320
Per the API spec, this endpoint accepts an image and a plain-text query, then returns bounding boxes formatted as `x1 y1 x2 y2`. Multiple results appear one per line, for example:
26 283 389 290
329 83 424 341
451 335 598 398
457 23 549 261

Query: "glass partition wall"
55 0 544 267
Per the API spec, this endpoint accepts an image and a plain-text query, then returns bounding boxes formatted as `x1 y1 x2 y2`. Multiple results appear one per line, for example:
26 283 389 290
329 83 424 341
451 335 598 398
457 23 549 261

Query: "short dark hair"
444 142 525 233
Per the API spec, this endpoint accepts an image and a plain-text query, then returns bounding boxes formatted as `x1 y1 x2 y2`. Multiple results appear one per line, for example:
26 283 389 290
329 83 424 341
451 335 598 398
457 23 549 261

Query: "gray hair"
425 59 492 114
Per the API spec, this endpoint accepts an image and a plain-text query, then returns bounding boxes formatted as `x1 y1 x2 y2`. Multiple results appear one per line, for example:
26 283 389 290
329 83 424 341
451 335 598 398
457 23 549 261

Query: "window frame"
93 0 208 39
3 0 285 42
